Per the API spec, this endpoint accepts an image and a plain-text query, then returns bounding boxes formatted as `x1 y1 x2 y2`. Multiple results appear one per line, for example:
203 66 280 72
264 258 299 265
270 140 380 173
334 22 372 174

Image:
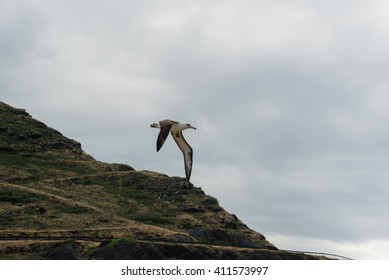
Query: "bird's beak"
190 125 196 130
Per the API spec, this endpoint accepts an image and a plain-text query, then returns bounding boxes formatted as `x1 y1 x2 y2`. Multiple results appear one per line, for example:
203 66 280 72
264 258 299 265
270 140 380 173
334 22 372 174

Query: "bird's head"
185 123 196 130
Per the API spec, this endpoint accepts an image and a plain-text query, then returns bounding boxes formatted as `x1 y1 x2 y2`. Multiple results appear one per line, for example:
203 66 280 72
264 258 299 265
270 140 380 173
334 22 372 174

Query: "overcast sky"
2 0 389 259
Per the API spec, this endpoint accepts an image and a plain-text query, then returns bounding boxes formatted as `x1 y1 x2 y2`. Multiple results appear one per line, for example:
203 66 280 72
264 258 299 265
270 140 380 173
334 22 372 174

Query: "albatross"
150 119 196 181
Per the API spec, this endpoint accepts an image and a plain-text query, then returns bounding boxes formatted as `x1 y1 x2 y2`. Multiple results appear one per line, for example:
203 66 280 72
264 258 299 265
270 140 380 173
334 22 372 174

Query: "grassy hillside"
0 101 319 259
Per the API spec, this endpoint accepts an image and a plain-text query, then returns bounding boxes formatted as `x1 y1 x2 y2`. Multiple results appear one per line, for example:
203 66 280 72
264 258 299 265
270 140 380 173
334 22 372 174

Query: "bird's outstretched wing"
156 123 172 151
171 131 193 181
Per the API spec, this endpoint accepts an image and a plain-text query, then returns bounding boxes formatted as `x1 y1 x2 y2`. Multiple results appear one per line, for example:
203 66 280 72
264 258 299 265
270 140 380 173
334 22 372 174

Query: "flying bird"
150 119 196 181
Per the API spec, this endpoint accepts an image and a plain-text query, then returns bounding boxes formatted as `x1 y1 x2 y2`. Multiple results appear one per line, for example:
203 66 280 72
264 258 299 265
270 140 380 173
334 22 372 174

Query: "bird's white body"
151 122 190 131
171 122 191 132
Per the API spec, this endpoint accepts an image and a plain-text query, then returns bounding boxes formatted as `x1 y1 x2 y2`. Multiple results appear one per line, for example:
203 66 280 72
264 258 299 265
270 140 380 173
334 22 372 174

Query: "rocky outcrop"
0 100 317 260
41 240 318 260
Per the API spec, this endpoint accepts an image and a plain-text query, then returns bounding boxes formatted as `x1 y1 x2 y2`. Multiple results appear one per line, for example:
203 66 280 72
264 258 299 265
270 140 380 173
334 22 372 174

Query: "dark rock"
232 234 262 248
170 234 195 243
47 139 82 150
45 241 80 260
221 219 238 229
93 240 213 260
188 228 227 243
187 228 264 249
183 206 205 213
9 107 30 116
93 240 165 260
19 131 42 139
112 163 135 171
91 240 319 260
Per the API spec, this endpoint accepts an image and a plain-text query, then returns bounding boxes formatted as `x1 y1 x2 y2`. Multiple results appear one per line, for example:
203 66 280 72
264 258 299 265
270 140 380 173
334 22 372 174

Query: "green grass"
107 238 135 248
0 187 38 204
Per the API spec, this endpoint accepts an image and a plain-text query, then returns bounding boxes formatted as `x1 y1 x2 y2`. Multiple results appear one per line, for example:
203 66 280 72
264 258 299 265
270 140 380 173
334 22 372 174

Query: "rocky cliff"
0 101 318 259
